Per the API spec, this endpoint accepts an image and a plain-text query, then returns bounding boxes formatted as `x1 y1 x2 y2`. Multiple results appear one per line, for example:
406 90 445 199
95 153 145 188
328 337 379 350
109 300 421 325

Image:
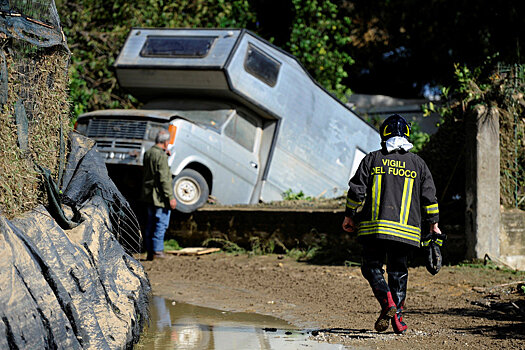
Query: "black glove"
421 232 446 275
425 243 442 275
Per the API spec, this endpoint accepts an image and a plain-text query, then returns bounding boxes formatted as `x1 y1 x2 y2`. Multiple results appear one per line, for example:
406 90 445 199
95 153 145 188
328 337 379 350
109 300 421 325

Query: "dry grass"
0 39 71 219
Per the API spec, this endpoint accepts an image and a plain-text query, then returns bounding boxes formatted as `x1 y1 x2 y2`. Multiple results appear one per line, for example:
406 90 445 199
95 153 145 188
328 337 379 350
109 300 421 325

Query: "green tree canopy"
58 0 523 117
340 0 524 98
286 0 354 101
59 0 354 118
59 0 257 117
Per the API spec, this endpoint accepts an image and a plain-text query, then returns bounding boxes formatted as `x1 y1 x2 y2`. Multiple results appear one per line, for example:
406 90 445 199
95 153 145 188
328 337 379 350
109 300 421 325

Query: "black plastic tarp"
0 133 150 349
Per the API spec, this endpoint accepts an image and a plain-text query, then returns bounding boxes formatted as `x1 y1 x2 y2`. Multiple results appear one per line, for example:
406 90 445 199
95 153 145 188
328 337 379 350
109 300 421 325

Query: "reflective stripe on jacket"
345 149 439 247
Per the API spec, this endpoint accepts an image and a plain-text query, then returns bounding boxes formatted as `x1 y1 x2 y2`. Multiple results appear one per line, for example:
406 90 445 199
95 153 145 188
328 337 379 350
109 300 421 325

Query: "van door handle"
250 161 258 169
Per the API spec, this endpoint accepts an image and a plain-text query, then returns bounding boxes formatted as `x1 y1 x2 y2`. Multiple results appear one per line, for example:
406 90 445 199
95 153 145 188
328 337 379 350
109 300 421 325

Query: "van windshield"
175 110 233 132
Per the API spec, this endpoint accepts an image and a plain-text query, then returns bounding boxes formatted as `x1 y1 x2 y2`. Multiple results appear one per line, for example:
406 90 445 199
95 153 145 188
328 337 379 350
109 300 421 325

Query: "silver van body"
77 28 380 211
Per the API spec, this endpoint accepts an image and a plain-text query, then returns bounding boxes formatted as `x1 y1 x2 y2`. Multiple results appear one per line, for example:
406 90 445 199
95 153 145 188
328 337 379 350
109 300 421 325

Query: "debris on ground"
167 247 221 256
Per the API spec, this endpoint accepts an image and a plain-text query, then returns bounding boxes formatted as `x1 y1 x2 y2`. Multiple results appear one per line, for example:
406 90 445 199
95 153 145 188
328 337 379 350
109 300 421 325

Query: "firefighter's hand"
170 198 177 210
430 222 441 234
342 216 356 233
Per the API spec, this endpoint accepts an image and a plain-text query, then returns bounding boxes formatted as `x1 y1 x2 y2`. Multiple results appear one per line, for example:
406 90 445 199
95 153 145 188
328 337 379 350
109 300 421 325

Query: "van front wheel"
172 169 209 213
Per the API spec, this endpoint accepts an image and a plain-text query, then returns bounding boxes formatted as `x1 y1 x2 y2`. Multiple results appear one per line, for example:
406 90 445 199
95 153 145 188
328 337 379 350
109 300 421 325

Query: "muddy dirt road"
142 253 525 349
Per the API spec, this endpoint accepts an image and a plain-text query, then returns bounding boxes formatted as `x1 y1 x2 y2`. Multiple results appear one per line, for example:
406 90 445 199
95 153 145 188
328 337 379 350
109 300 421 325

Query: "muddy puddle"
135 296 347 349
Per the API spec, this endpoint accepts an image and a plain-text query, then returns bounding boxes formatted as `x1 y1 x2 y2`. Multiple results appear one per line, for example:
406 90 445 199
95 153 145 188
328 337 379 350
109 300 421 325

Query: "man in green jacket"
141 129 177 260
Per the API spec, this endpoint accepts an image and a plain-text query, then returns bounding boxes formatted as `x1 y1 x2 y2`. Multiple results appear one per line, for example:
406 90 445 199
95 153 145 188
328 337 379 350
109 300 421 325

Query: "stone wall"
166 206 466 264
500 208 525 270
167 207 350 253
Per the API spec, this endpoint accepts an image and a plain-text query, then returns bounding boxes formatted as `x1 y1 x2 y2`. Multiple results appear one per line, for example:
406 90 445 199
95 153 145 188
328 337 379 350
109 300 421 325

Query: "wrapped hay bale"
0 0 70 218
0 2 149 349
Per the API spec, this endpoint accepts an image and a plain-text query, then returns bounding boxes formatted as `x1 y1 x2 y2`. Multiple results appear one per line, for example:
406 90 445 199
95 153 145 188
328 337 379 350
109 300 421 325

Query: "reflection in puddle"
136 296 346 349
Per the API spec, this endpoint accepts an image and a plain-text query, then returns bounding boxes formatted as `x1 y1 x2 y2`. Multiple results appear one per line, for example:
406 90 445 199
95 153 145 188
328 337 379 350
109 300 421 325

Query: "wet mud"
136 297 344 349
143 253 525 349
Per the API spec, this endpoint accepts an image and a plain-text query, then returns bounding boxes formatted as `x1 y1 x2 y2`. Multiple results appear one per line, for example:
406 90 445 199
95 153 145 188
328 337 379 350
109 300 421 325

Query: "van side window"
224 113 257 152
140 36 216 58
244 44 281 87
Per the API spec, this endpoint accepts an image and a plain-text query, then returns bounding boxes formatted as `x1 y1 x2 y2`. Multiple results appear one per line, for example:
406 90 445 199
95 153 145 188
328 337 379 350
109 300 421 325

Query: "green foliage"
203 238 246 254
281 189 313 201
203 236 322 260
344 260 361 267
60 0 357 119
286 246 320 261
59 0 257 119
457 260 525 277
249 236 287 255
409 120 430 153
521 285 525 295
365 115 381 129
420 62 524 209
250 236 274 255
342 1 523 97
287 0 354 101
68 56 96 120
163 239 181 251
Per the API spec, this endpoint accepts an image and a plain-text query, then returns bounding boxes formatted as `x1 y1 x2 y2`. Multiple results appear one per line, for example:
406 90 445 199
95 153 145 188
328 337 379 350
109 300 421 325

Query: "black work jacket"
345 148 439 247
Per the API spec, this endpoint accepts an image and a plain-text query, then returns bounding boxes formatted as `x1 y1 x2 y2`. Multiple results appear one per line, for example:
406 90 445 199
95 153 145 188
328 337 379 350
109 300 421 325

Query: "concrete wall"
167 208 349 252
463 104 525 270
166 207 465 264
500 208 525 270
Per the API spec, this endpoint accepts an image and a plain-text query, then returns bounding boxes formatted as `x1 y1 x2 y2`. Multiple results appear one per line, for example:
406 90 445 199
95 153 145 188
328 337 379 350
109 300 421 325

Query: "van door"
220 111 261 203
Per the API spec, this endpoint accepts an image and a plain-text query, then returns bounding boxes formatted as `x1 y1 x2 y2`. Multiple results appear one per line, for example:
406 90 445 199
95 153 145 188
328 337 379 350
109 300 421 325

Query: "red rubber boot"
391 303 408 334
374 291 397 332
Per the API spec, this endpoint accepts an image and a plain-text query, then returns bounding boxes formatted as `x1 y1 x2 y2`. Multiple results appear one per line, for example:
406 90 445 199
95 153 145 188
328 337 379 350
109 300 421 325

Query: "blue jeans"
145 205 171 253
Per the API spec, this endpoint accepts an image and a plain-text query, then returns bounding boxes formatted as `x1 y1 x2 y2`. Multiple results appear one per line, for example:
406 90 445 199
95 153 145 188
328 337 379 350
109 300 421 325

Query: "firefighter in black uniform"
342 114 441 334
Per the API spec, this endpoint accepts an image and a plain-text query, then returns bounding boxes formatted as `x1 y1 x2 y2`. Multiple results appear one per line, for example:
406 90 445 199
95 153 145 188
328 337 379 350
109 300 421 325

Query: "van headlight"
75 122 88 135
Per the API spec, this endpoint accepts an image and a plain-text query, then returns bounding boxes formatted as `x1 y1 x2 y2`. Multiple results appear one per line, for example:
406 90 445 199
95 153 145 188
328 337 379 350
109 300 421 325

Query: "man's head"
155 129 170 148
380 114 411 142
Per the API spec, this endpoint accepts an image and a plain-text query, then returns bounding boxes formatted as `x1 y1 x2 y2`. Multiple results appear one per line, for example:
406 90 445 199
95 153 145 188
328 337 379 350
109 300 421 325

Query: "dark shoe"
374 291 397 332
146 252 154 261
154 251 167 259
392 312 407 334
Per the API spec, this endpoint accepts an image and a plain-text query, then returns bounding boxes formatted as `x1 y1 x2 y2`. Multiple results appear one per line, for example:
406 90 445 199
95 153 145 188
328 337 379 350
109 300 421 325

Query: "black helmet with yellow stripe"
380 114 411 142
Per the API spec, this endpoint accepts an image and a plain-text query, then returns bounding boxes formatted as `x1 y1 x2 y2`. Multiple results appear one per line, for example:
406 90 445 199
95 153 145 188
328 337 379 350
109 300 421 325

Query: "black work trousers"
360 239 412 309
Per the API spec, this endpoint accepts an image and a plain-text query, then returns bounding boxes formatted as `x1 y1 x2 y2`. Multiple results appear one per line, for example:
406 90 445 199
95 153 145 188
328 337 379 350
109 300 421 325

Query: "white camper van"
76 28 380 213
